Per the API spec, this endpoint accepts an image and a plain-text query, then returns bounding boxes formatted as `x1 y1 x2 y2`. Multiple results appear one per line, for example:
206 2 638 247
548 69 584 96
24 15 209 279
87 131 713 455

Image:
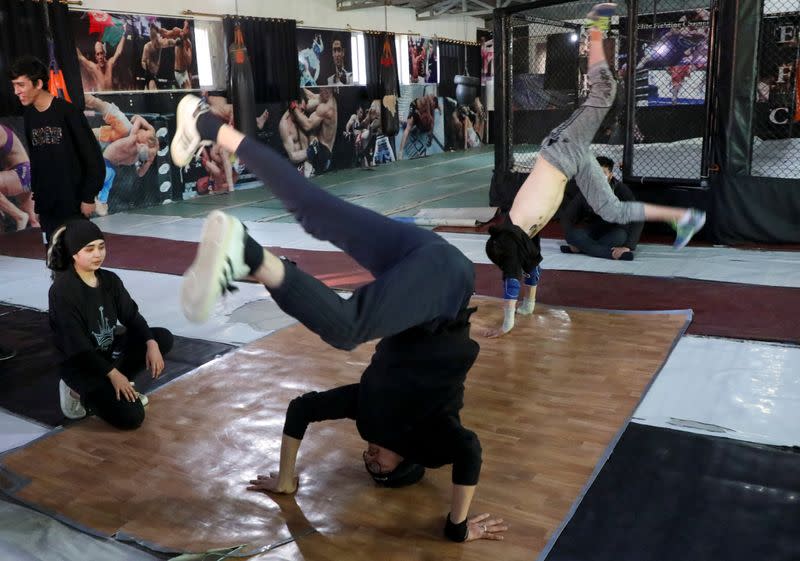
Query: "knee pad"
503 277 520 300
524 265 541 287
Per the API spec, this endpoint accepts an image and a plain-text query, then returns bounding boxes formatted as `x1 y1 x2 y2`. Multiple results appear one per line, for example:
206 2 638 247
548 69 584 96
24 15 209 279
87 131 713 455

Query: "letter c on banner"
769 107 789 125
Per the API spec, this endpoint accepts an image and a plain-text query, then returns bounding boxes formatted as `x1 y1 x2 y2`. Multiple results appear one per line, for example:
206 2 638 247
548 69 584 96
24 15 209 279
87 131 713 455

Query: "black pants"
236 137 475 351
80 327 173 430
565 223 628 260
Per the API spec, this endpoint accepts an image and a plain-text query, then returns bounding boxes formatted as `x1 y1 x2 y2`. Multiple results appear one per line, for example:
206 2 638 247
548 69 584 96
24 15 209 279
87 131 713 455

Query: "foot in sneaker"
586 3 617 31
171 94 214 168
129 382 148 408
673 208 706 249
182 210 253 323
59 379 87 420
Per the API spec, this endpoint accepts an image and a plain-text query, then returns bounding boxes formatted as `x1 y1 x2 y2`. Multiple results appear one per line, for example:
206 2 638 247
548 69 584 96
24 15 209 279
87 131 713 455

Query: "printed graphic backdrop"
620 9 710 106
755 12 800 138
71 10 199 92
396 84 444 160
477 29 493 86
296 29 355 87
407 37 438 84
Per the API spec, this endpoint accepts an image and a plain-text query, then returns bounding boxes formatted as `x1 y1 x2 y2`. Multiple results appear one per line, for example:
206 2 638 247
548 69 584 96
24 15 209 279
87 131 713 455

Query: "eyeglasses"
362 450 383 474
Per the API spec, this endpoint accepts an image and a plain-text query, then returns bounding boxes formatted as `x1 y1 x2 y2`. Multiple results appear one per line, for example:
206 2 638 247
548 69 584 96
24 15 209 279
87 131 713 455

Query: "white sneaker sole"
59 379 86 420
181 210 241 323
171 95 207 168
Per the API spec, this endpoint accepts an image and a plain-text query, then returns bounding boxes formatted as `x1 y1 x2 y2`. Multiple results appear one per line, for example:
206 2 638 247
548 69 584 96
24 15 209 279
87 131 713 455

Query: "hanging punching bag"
229 24 257 137
380 33 399 137
42 2 71 102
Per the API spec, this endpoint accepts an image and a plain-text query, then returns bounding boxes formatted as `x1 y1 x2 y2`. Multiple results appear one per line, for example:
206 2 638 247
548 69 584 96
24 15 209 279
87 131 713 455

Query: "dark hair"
366 458 425 488
331 34 345 48
47 219 106 275
485 220 542 279
596 156 614 171
11 55 49 90
46 224 71 274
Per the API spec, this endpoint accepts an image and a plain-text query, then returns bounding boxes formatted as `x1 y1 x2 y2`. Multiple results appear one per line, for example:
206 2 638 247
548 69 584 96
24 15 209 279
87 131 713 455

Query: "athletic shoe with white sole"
586 3 617 31
130 381 148 408
181 210 252 323
59 379 87 420
171 94 213 168
672 208 707 249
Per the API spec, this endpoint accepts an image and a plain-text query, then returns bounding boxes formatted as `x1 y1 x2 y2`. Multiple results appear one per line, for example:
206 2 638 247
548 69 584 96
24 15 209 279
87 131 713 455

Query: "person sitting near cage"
560 156 643 261
483 3 706 338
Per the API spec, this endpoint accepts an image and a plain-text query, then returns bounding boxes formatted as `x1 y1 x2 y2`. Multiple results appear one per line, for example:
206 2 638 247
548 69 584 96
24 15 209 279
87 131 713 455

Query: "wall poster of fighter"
407 37 438 84
477 30 493 86
396 85 445 160
297 29 355 87
0 117 37 233
620 9 710 106
754 12 800 138
252 87 388 178
79 94 173 215
71 10 199 92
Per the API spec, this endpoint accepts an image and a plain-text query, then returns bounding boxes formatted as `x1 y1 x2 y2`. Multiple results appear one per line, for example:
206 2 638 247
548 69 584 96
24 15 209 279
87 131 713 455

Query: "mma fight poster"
255 87 390 178
71 10 200 92
395 85 445 160
754 12 800 138
477 29 493 87
619 9 710 106
296 29 355 87
407 37 438 84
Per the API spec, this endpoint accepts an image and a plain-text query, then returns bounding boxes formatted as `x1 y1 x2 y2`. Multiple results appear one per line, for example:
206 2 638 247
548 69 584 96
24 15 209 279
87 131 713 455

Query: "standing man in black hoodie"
11 55 105 245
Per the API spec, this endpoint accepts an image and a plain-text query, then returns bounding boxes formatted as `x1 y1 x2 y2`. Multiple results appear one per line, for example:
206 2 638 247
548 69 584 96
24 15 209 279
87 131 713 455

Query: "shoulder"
97 268 123 289
49 270 81 300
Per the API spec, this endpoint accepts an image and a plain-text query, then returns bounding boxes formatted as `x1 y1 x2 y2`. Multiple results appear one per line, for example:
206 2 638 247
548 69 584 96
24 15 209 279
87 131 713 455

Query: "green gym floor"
135 147 495 222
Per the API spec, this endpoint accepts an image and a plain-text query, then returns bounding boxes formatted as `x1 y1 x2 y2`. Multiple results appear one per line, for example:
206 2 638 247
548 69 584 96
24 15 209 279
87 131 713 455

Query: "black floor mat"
543 423 800 561
0 303 234 427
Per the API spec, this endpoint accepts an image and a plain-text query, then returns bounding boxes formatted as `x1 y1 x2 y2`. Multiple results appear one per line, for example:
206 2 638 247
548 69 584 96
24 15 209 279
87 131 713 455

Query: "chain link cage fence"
752 0 800 179
501 0 713 183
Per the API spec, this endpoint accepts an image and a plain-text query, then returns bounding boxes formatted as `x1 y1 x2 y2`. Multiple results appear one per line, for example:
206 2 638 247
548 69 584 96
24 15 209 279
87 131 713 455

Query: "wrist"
444 513 468 542
146 339 158 348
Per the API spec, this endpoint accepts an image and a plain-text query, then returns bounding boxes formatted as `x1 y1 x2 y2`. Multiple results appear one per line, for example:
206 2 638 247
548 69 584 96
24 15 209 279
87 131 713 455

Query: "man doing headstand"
169 94 507 544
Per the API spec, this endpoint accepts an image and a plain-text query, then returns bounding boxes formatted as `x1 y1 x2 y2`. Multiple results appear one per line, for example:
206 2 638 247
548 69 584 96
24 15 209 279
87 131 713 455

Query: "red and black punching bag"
380 33 399 137
229 25 257 137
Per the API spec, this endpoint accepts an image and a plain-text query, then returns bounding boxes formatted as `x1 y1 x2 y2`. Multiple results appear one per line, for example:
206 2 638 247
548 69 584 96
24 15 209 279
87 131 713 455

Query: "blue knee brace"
503 277 520 300
524 265 541 287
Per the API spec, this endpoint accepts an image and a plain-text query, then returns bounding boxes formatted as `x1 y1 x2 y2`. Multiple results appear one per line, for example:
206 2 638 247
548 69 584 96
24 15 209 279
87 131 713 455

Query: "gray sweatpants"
539 62 645 224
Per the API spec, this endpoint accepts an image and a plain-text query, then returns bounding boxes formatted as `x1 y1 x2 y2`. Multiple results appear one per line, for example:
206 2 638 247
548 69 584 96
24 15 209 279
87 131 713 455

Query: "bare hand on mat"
247 472 299 495
467 513 508 541
481 326 509 339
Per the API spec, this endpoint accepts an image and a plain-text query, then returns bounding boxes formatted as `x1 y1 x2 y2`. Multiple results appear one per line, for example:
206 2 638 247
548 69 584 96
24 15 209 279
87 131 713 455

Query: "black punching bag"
380 33 399 137
229 25 257 137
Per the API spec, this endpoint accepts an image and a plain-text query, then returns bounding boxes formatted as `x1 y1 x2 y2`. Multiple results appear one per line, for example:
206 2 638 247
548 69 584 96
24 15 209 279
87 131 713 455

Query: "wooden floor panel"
0 297 689 558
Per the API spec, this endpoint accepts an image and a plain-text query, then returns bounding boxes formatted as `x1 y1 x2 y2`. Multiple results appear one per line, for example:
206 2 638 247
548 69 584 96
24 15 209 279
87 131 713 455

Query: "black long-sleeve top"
49 267 153 394
23 97 104 215
560 178 644 250
283 316 483 486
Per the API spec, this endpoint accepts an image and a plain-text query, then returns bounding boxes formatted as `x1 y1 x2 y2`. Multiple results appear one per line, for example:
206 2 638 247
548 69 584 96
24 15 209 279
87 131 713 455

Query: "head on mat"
485 218 542 280
363 443 425 488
